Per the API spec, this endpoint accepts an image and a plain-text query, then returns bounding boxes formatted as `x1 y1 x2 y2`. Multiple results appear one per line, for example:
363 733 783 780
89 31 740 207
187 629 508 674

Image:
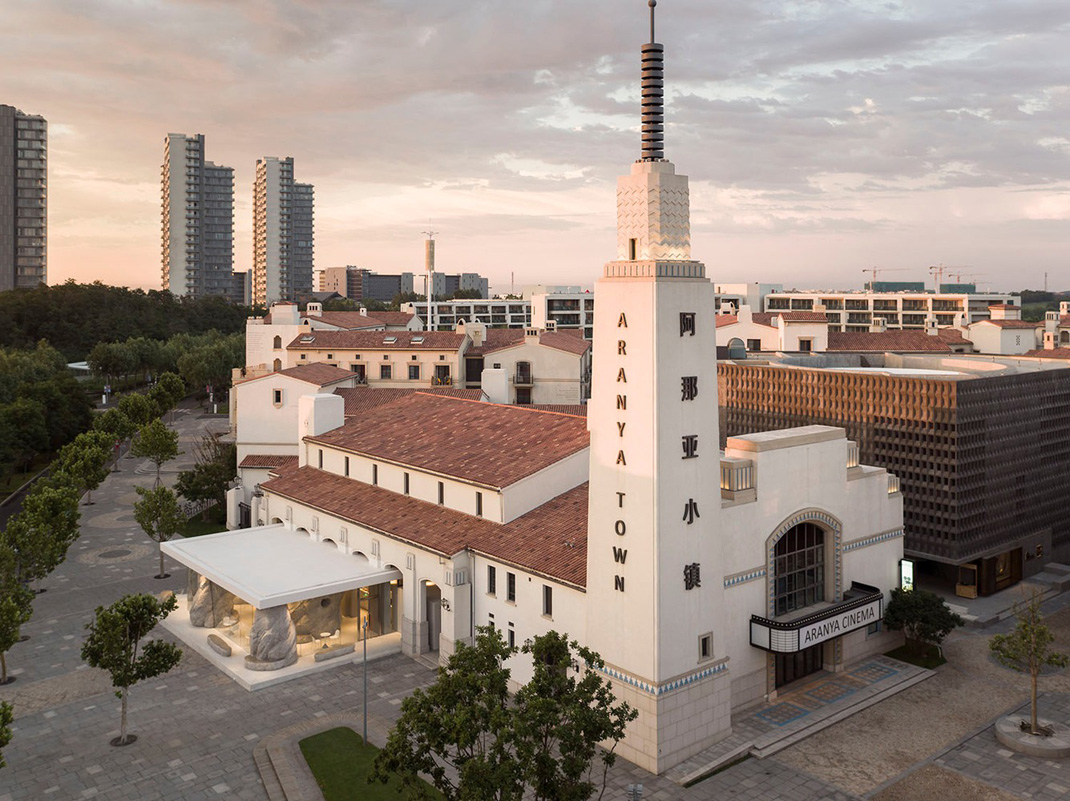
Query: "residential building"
318 265 364 298
404 298 531 330
161 133 236 299
253 156 314 306
465 327 591 404
0 105 46 292
165 7 905 775
762 288 1020 332
965 304 1041 355
718 354 1070 595
531 291 596 339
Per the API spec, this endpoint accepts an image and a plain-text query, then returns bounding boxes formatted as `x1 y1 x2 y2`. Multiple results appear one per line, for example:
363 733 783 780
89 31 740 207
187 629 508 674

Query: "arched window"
727 338 746 360
273 335 282 349
773 522 825 616
273 358 282 371
1062 331 1069 345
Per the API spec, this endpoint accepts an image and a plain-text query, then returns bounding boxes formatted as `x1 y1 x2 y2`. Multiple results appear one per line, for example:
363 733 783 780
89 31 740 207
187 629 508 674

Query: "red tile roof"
1060 314 1070 327
973 319 1040 330
304 311 417 330
1023 348 1070 360
275 364 356 386
716 311 826 329
239 454 300 472
308 393 590 488
524 404 587 417
469 328 591 356
262 467 588 587
827 331 951 353
287 330 464 351
936 327 968 343
778 311 829 322
334 387 484 417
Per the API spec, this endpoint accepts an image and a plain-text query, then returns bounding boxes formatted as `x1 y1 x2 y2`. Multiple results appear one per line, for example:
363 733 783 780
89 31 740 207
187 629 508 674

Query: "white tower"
585 0 730 773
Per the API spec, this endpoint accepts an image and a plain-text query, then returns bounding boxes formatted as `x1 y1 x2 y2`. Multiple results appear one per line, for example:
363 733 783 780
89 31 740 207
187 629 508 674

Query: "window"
439 355 446 361
476 491 483 517
798 338 812 353
773 522 825 617
542 585 553 617
438 481 444 505
867 621 882 637
344 456 350 477
699 633 713 661
317 449 323 469
629 238 637 260
746 339 762 352
507 572 516 603
300 354 307 360
411 355 418 360
408 364 420 380
372 464 378 485
507 623 515 648
327 353 333 360
488 566 497 596
380 364 392 380
488 612 495 630
273 389 282 405
272 335 282 349
404 472 410 495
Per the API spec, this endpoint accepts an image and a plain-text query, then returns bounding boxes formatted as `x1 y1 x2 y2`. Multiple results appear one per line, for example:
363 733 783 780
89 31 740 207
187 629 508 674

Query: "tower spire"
641 0 665 161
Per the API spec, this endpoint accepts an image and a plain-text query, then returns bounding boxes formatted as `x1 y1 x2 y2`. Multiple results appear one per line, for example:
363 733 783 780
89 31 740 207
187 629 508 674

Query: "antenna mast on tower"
422 227 438 331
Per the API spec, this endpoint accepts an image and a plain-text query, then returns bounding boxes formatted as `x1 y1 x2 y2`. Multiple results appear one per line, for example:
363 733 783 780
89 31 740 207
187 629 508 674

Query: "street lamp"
362 616 369 744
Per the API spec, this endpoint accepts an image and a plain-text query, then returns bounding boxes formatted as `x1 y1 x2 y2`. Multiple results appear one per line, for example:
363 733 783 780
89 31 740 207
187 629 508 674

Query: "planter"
994 715 1070 758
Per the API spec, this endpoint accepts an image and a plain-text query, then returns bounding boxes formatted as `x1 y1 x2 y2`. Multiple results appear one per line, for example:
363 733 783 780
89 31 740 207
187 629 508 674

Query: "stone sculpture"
187 573 238 628
247 605 297 667
290 595 342 638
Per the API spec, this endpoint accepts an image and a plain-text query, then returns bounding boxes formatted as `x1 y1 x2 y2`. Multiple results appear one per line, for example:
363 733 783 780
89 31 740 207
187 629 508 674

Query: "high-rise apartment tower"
161 133 235 298
0 105 47 291
252 157 314 306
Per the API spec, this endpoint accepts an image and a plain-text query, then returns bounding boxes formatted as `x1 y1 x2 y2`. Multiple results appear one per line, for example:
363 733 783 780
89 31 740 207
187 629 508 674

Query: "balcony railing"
432 375 453 386
515 369 534 386
720 458 754 493
888 474 901 494
847 441 860 469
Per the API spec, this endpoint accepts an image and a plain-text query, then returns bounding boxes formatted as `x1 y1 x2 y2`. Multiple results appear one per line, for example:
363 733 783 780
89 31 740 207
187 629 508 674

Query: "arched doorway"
727 337 746 359
772 521 828 687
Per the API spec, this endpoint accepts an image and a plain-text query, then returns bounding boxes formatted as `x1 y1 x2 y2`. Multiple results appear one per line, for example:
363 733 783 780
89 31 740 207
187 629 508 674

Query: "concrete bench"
207 634 232 657
314 643 355 663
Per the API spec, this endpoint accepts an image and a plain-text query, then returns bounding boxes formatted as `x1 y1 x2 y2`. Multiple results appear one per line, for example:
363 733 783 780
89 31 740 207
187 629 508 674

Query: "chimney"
271 302 300 325
1044 331 1056 351
988 304 1021 321
1046 310 1059 333
870 317 888 334
1061 301 1070 316
297 394 345 466
719 301 736 316
359 306 368 317
925 316 939 336
307 302 323 317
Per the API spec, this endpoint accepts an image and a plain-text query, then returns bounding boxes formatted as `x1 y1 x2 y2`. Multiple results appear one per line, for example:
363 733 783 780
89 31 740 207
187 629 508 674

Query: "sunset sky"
3 0 1070 295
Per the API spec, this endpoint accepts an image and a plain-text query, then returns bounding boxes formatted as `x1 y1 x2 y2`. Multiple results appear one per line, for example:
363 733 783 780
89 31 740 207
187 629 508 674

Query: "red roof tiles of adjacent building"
274 364 356 386
715 311 826 329
936 327 969 343
287 330 465 351
1023 348 1070 360
239 454 300 472
524 404 587 417
1060 314 1070 327
826 331 952 353
972 319 1040 330
334 387 484 417
262 467 588 587
308 393 590 488
468 328 591 356
304 310 416 329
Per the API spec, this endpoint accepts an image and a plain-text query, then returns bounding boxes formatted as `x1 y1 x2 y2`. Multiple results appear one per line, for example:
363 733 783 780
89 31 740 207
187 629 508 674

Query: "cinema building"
162 7 905 774
719 355 1070 597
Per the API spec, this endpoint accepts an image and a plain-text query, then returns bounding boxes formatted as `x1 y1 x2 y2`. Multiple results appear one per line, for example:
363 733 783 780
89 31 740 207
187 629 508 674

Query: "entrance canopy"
749 582 883 654
162 524 402 609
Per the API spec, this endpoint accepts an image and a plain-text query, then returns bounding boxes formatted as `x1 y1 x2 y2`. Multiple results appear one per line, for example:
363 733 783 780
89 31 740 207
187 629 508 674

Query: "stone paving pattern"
1 402 1069 800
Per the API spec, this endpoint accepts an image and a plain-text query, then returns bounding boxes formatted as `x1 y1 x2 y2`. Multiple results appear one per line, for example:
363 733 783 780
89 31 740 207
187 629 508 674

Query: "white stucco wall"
482 339 589 404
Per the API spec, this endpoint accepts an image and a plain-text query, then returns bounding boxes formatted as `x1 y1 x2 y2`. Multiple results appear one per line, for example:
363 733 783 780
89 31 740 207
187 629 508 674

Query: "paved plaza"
2 405 1070 799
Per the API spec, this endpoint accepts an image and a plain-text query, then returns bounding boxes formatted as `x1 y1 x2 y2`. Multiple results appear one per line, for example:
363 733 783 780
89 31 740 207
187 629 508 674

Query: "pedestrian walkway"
919 565 1070 629
665 655 932 786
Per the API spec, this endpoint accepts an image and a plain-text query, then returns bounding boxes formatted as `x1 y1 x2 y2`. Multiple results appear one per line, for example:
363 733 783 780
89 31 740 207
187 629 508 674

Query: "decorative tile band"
598 660 728 696
844 528 905 552
724 567 766 588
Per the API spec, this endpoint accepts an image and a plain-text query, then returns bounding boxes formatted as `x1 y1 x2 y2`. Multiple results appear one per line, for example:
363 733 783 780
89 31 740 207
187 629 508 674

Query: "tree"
990 592 1070 736
175 434 236 521
1 481 81 586
372 627 635 801
883 587 964 656
156 372 186 404
117 394 156 428
0 542 33 685
0 700 12 768
513 633 637 801
80 593 182 746
373 626 520 800
52 430 113 504
93 408 137 460
133 486 184 579
131 419 179 486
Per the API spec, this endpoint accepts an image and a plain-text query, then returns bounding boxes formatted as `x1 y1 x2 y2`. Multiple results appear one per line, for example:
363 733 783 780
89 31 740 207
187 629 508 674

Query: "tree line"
0 281 251 362
87 330 244 396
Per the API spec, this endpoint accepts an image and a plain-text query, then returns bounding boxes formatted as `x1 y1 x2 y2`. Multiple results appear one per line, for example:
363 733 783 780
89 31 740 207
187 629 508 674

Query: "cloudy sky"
3 0 1070 294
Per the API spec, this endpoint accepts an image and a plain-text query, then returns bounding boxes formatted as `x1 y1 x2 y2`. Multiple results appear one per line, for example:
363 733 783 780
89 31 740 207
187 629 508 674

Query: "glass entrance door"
775 642 824 688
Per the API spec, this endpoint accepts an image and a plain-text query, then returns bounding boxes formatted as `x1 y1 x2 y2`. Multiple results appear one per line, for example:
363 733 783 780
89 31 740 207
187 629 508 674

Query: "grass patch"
0 453 53 496
886 642 946 669
299 727 443 801
180 506 227 538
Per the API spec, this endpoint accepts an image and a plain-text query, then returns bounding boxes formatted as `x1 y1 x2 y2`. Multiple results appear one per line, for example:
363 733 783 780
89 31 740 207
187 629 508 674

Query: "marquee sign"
749 582 883 654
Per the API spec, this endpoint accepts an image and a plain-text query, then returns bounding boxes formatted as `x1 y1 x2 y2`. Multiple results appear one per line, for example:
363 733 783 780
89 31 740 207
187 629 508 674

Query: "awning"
162 524 402 609
749 582 884 653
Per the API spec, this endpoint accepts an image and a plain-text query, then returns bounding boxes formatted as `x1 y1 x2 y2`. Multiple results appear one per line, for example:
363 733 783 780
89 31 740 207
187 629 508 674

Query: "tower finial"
641 1 664 161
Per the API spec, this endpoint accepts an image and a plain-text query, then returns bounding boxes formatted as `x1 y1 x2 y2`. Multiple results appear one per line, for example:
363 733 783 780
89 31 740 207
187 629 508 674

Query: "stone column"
187 574 238 628
245 605 298 671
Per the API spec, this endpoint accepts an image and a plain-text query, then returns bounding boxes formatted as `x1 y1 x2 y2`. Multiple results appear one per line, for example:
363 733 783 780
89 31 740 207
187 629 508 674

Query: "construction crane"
929 264 973 291
862 267 907 284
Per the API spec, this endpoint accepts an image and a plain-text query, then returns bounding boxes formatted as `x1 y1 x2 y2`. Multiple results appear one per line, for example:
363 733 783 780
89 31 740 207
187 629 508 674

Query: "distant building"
161 133 236 299
405 298 531 331
531 291 595 340
318 266 363 299
0 105 47 291
253 157 314 306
